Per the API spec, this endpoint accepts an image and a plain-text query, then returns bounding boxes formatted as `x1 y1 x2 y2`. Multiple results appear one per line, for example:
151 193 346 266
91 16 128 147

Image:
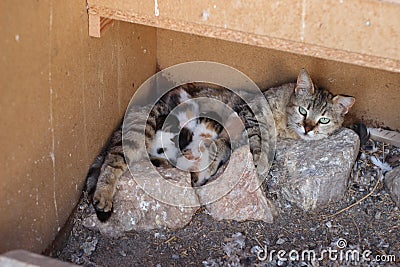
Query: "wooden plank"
369 128 400 147
88 14 101 38
88 14 113 38
86 0 400 72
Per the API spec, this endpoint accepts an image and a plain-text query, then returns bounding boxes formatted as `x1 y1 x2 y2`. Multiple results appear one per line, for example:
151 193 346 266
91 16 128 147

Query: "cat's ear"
171 134 179 146
295 68 315 95
333 95 355 115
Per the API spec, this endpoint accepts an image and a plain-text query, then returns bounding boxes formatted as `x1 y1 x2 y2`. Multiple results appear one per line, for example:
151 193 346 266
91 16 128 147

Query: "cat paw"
93 188 114 214
191 172 208 187
182 148 197 160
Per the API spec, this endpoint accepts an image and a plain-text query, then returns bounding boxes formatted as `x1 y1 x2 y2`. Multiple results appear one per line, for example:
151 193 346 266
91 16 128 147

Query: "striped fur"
86 69 355 220
176 116 228 186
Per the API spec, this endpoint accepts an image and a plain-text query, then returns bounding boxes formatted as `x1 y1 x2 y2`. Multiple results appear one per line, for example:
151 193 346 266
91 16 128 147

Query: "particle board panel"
87 0 400 72
0 0 156 253
88 15 113 38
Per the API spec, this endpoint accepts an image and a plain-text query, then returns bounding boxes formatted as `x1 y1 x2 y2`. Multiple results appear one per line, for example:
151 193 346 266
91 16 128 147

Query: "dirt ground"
48 140 400 266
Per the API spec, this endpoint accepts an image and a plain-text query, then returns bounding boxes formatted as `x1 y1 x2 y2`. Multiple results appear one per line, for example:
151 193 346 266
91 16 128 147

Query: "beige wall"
0 1 156 253
157 29 400 130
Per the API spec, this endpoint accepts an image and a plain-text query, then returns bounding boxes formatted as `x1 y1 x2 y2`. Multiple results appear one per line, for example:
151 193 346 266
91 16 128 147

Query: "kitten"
148 130 179 166
149 88 201 165
176 116 229 186
151 99 229 186
86 68 355 220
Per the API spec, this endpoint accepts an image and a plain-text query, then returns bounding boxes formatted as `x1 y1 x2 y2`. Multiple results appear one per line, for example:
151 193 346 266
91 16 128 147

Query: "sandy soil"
48 140 400 267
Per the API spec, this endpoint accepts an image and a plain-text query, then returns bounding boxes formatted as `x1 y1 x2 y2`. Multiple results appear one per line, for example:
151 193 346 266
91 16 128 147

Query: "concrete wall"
0 0 156 253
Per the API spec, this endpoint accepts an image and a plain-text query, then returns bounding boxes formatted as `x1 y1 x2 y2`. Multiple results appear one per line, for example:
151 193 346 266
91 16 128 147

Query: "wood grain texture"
369 128 400 147
87 0 400 72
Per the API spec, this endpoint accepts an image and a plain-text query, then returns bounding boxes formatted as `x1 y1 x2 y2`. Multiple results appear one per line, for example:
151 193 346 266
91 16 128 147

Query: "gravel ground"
48 138 400 266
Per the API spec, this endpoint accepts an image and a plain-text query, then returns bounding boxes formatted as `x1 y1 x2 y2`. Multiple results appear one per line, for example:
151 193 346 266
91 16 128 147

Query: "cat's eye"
319 117 330 124
298 107 307 116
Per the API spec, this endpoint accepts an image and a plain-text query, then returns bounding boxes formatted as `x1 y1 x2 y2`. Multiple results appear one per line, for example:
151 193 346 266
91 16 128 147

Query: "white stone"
271 128 360 211
83 162 199 237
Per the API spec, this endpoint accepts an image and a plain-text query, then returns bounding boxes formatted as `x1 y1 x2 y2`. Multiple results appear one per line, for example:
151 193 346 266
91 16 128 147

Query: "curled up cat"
85 68 355 221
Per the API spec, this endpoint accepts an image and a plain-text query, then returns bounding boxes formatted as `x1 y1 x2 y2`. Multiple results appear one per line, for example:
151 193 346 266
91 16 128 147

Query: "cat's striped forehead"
294 88 336 116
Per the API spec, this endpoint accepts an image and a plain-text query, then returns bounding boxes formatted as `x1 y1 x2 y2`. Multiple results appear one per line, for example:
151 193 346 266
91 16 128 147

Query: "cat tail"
85 121 123 195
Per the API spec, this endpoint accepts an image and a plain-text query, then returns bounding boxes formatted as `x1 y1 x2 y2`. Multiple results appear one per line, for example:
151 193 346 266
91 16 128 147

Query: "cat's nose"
304 123 314 134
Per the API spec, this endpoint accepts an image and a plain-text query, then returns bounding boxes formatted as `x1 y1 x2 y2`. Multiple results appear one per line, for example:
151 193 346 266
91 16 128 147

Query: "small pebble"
172 254 179 260
276 238 286 245
250 245 263 254
375 211 382 220
154 232 166 239
325 221 332 228
277 259 286 266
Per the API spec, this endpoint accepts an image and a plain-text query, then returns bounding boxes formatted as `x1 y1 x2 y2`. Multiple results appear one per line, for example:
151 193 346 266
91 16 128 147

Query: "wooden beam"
89 14 113 38
86 0 400 72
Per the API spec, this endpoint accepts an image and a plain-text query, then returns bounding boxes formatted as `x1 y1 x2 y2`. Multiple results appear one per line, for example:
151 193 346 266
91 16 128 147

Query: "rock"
272 128 359 211
276 237 286 245
83 161 199 237
83 145 277 236
198 145 277 223
83 128 358 234
385 167 400 207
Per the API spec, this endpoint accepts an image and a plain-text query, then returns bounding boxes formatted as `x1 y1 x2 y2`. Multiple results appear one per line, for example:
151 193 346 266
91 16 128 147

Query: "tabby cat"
86 69 355 220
